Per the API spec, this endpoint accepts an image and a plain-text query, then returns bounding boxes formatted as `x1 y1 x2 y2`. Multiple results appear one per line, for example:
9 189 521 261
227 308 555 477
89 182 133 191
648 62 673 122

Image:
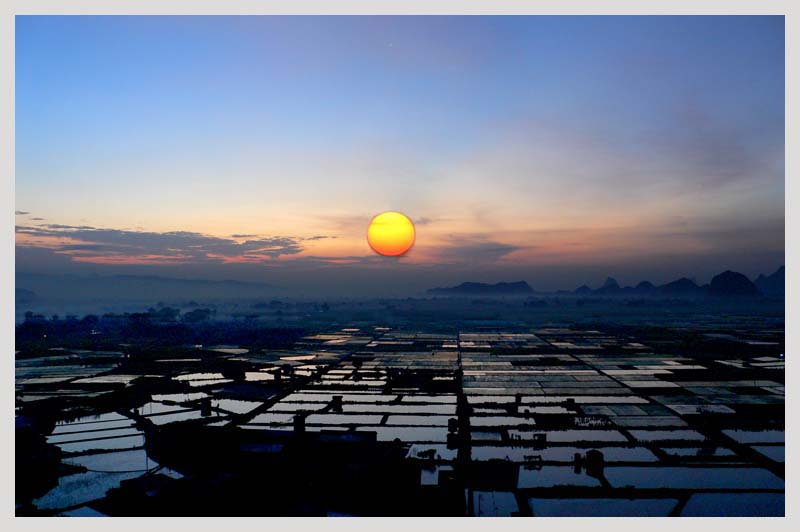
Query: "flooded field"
15 320 784 516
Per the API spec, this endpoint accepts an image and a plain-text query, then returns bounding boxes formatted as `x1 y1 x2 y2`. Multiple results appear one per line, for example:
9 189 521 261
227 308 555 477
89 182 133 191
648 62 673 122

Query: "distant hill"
427 281 534 296
754 266 784 297
577 276 705 298
574 284 592 295
430 268 776 300
709 270 760 298
595 277 621 295
570 269 772 299
658 277 703 296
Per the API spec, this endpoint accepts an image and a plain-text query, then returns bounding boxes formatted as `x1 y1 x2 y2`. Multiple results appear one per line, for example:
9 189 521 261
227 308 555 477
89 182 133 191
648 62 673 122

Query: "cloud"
15 211 30 215
58 244 118 252
429 234 526 264
38 223 95 230
304 235 337 241
415 217 448 226
16 224 305 265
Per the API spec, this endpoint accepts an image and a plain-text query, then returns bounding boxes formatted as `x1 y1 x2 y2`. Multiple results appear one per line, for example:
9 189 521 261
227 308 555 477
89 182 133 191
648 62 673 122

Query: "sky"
15 16 785 295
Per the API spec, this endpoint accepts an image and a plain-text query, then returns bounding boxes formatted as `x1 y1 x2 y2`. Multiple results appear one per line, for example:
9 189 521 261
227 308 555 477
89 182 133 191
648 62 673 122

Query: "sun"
367 211 415 257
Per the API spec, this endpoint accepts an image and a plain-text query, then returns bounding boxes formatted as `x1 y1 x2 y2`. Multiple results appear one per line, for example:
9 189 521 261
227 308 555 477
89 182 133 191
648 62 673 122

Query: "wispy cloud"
16 224 305 265
424 234 526 265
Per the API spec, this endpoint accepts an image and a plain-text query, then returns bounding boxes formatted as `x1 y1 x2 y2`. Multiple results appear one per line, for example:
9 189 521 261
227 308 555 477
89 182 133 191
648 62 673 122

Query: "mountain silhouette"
635 281 655 292
708 270 760 297
429 268 775 300
602 277 619 288
574 285 593 295
566 269 769 299
658 277 703 296
427 281 534 296
595 277 621 295
754 266 784 297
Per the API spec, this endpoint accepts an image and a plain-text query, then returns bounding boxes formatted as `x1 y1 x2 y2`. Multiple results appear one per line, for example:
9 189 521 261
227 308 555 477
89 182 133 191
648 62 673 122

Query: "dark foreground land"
15 298 785 516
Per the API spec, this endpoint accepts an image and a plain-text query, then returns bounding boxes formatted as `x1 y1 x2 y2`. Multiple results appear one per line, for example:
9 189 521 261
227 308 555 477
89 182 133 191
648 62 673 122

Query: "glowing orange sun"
367 211 415 257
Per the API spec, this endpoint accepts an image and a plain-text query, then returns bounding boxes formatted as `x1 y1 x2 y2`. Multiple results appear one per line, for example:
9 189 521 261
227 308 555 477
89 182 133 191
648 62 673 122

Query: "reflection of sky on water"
529 497 677 517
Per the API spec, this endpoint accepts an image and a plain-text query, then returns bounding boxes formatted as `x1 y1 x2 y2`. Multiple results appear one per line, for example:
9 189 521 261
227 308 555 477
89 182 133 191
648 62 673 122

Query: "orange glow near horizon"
367 212 416 257
15 210 736 268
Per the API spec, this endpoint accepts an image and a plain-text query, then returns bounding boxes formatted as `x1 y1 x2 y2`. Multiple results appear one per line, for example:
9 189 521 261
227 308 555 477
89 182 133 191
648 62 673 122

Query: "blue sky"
15 16 784 294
